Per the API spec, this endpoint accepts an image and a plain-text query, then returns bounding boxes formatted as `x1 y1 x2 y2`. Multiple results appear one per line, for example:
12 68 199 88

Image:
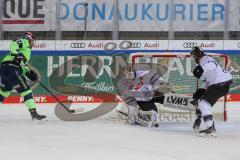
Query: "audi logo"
183 42 198 48
127 42 142 49
71 43 85 48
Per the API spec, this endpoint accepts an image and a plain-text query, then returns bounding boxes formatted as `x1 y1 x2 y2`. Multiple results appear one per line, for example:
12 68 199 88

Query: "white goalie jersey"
117 64 169 107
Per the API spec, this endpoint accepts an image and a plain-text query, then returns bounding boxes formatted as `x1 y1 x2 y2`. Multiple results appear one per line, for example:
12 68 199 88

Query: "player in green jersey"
0 32 47 122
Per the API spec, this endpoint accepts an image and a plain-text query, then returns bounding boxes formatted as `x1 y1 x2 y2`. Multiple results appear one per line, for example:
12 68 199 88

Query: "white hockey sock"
198 99 213 128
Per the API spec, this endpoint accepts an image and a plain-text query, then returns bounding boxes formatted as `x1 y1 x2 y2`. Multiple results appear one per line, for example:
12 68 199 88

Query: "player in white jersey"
190 46 232 136
117 64 172 127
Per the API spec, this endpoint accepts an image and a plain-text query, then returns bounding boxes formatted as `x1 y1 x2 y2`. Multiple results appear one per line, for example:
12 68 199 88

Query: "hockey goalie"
117 64 195 127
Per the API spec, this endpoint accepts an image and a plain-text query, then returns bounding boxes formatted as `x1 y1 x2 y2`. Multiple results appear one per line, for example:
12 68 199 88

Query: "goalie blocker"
151 82 196 112
137 92 195 113
162 93 195 111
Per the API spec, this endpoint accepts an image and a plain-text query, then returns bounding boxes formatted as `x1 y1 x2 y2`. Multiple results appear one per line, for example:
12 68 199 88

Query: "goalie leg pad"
136 117 154 128
138 110 160 127
154 81 173 94
126 105 139 125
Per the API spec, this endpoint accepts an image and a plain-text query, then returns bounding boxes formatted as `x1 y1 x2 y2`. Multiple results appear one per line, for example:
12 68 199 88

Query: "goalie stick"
55 102 118 121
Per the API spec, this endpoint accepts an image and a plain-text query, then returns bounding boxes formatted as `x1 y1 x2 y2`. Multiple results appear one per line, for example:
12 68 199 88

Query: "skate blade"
32 118 48 124
198 132 217 138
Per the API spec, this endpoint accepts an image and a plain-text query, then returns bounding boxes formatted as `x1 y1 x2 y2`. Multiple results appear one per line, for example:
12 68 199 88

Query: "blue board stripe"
0 50 239 56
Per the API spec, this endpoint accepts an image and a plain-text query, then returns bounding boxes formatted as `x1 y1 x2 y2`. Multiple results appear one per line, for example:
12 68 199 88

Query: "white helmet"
122 65 136 80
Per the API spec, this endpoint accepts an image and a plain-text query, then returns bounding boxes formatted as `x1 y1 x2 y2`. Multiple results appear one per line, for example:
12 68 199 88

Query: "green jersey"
2 38 31 74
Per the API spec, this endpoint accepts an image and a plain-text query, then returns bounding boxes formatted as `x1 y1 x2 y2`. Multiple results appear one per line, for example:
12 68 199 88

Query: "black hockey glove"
193 65 204 79
13 53 27 66
26 70 39 82
193 88 206 100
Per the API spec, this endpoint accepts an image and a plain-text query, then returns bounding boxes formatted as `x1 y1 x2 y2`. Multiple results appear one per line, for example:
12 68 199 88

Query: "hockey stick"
37 82 118 121
38 81 77 113
116 110 128 116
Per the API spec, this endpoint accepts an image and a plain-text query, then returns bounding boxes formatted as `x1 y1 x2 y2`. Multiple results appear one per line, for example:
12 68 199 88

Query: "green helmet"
22 32 36 49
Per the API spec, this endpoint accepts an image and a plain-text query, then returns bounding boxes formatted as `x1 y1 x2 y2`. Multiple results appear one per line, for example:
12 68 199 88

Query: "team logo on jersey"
141 85 152 100
133 76 144 91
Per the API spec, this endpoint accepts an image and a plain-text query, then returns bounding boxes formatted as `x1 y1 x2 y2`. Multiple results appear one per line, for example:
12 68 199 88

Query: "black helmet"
190 46 205 64
190 46 204 56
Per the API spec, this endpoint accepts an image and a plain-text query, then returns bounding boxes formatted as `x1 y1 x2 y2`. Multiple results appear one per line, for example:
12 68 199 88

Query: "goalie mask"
122 65 136 80
190 46 205 64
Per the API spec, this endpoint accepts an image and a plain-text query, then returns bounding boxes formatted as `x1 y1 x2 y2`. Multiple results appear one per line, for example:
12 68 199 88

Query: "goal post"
129 52 229 121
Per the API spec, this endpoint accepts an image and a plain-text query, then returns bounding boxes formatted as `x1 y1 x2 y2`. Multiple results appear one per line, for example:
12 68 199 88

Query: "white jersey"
199 56 232 88
117 65 162 107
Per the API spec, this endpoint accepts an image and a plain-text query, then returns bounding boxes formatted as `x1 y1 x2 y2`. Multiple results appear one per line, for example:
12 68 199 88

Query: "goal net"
127 52 229 122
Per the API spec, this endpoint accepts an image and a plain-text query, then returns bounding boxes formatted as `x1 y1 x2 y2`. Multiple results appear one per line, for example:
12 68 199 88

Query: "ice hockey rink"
0 103 239 160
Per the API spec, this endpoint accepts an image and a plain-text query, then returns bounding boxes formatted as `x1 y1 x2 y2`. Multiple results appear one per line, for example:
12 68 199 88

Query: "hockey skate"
198 123 217 137
193 118 201 133
29 109 47 124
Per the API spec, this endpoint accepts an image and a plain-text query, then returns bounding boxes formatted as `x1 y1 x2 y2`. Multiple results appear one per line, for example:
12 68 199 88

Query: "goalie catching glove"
26 70 39 81
154 81 173 94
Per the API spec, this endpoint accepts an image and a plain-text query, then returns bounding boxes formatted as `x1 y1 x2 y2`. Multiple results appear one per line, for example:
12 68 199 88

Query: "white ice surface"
0 103 239 160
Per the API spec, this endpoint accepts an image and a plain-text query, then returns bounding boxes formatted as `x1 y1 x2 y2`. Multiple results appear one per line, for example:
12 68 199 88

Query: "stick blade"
54 102 118 121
